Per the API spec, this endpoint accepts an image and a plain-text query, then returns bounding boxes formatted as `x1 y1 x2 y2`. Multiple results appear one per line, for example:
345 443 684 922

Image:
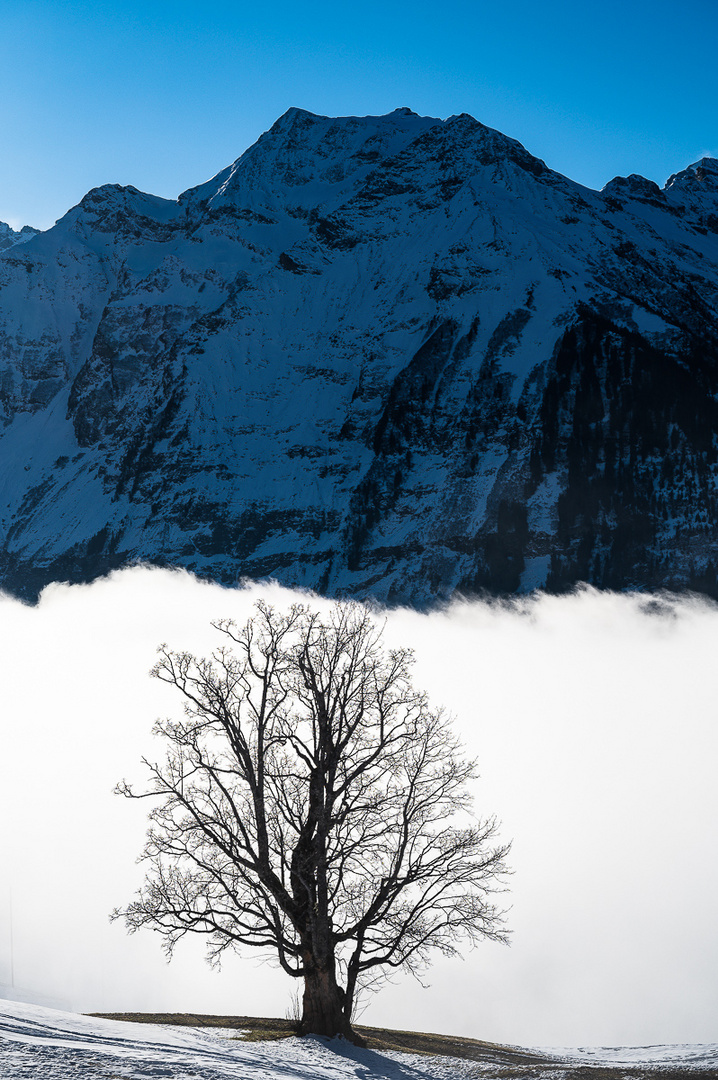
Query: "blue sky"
1 0 716 229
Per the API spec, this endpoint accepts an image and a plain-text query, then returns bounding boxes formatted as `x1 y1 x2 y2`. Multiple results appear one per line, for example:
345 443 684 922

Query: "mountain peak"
179 107 442 212
603 173 665 203
664 155 718 191
0 220 40 252
270 106 322 131
176 106 561 221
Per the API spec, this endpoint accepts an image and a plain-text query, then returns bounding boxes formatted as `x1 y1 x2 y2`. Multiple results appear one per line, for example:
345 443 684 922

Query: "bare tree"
114 601 510 1043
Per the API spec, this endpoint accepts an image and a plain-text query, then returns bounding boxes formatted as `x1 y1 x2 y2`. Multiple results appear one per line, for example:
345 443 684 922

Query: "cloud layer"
0 569 716 1046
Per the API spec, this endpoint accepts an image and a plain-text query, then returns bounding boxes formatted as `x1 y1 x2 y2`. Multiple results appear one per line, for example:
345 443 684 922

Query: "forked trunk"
299 965 363 1044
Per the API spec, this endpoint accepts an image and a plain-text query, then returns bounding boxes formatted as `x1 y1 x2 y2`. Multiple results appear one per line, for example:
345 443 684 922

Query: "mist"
0 568 716 1047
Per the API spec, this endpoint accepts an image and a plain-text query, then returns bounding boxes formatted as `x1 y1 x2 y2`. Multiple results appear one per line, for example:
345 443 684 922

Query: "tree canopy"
115 600 510 1041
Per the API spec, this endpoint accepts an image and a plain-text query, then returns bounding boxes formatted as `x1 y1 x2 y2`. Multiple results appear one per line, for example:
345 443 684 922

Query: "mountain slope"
1 108 718 603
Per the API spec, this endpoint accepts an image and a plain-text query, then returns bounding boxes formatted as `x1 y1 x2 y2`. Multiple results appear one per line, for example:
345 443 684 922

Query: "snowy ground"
1 1000 717 1079
551 1044 718 1071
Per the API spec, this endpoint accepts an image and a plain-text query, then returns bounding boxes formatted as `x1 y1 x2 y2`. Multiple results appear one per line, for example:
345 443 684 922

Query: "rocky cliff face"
1 108 718 603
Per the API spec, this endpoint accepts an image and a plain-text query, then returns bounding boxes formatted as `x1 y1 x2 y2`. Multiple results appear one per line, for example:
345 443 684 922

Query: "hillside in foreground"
2 1002 718 1079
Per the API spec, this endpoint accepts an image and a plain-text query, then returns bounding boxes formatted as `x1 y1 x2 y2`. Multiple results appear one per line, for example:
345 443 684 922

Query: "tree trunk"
299 964 363 1044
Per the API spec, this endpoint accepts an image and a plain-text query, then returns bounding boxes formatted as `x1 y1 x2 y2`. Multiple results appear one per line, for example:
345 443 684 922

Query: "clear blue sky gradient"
1 0 716 229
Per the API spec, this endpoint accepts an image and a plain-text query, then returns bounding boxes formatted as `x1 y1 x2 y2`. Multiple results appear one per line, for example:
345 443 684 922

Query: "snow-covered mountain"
0 221 39 252
1 107 718 603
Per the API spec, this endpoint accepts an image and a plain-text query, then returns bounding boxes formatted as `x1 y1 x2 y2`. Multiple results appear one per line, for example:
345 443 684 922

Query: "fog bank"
0 569 716 1046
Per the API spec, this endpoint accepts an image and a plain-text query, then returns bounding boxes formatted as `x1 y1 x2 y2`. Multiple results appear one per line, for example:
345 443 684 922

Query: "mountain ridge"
1 108 717 604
